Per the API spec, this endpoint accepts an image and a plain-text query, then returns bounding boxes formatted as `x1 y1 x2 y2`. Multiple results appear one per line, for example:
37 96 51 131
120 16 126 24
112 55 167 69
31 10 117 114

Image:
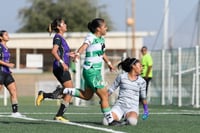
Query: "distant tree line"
17 0 113 32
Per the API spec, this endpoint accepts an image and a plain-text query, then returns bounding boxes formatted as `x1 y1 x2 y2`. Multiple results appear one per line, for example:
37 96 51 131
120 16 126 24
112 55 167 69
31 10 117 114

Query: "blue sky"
0 0 199 49
1 0 198 33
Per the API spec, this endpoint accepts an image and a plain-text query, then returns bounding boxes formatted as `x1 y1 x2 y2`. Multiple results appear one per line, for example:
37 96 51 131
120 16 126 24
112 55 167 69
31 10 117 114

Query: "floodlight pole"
131 0 136 58
162 0 170 106
197 0 200 46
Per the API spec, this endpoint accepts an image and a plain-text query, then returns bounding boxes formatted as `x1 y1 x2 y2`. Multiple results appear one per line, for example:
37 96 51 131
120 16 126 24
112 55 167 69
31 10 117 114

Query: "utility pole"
197 0 200 46
131 0 136 57
163 0 169 50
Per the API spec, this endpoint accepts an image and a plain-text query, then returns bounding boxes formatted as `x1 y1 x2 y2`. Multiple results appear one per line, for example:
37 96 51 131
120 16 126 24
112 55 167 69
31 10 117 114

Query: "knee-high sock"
102 107 114 123
63 88 80 97
56 101 69 116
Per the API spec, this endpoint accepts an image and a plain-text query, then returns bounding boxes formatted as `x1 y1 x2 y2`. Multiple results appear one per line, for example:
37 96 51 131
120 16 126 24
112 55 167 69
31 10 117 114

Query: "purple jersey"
0 43 11 73
52 34 70 69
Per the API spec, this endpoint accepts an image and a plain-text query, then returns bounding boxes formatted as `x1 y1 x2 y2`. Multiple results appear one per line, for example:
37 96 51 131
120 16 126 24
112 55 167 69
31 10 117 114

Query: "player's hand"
108 89 113 96
61 63 68 71
72 52 80 63
7 63 15 68
108 64 116 72
68 52 76 58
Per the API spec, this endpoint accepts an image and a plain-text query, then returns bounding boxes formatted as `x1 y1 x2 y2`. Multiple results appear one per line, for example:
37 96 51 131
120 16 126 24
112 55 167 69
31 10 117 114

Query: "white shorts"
111 104 139 120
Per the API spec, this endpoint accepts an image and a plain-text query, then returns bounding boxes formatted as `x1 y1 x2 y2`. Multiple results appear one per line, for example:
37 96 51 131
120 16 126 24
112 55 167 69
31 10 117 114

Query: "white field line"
1 111 200 115
0 111 199 133
0 114 126 133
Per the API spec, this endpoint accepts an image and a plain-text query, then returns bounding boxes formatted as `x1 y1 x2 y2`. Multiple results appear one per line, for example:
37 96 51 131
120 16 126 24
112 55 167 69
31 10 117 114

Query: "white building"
7 32 155 72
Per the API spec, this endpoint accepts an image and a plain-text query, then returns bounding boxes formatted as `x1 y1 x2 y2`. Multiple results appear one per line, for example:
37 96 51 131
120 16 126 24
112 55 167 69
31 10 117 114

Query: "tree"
17 0 113 32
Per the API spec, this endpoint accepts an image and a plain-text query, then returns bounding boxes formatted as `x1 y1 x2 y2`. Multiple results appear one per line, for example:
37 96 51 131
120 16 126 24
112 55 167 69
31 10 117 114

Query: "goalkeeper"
104 57 149 126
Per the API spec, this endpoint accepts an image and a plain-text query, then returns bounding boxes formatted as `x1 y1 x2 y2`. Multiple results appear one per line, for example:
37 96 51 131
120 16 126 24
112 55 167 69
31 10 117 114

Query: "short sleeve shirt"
141 53 153 78
0 43 11 73
83 33 105 70
52 34 70 69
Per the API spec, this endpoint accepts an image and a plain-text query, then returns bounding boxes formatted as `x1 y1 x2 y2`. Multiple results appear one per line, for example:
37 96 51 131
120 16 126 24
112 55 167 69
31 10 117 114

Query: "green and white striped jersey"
83 33 106 70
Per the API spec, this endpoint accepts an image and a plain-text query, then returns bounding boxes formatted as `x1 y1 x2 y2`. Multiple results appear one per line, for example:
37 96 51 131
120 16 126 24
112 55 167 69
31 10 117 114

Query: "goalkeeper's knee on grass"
127 117 137 126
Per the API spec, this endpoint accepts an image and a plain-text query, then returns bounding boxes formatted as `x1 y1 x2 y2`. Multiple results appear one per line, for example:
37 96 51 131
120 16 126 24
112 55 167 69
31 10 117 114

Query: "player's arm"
0 60 15 68
140 81 149 120
146 65 152 78
51 44 68 71
103 53 115 71
108 74 120 95
74 43 88 62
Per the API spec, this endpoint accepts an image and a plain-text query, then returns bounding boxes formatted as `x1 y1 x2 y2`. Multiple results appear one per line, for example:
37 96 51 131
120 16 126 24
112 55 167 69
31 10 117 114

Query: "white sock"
63 88 75 96
104 111 114 123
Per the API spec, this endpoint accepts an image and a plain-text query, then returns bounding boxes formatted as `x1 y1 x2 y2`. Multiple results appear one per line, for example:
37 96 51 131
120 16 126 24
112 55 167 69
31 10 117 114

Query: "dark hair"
0 30 7 42
47 17 64 34
87 18 104 33
141 46 148 51
118 57 139 72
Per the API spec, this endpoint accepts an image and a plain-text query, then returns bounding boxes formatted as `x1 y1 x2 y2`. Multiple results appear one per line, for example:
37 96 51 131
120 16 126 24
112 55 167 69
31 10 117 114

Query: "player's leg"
36 90 56 106
102 105 124 126
124 111 138 126
141 98 149 120
54 70 73 122
54 80 72 122
36 85 64 106
96 88 122 126
6 75 24 117
145 77 152 95
63 68 96 100
37 68 67 106
63 86 94 100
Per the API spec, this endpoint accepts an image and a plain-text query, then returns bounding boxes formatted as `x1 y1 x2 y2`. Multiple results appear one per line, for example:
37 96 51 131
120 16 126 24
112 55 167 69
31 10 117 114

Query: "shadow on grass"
72 121 102 126
0 120 47 125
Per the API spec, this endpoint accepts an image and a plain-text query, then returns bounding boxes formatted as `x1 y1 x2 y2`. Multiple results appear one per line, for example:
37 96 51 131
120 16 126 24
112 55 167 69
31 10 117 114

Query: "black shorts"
53 67 71 84
0 71 15 87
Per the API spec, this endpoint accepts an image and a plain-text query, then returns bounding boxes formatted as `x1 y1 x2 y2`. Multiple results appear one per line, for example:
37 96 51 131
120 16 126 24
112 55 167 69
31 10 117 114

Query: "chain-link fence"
149 46 200 107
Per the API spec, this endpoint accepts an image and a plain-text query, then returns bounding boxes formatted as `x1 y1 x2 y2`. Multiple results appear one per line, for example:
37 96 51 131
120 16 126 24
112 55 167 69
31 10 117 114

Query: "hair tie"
131 59 137 65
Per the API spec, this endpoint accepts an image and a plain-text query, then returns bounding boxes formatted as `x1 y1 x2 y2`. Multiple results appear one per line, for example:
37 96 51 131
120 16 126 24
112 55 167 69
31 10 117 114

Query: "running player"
103 57 149 126
36 17 75 122
63 18 120 126
0 30 25 117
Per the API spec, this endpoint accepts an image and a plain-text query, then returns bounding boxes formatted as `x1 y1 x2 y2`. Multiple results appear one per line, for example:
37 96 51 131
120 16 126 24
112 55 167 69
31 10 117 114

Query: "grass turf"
0 96 200 133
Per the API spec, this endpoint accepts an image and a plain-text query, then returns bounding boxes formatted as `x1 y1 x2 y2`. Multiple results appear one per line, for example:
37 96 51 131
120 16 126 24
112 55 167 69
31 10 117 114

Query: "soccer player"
103 57 149 126
63 18 120 126
36 17 75 122
141 46 153 95
0 30 25 117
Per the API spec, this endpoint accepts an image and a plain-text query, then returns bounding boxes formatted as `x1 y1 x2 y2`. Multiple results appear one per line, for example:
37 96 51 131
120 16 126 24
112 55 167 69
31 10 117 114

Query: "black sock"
12 104 18 113
56 103 67 116
43 93 54 99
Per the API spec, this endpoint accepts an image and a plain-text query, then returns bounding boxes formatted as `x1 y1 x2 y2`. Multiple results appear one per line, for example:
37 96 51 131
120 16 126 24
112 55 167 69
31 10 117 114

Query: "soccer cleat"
36 91 44 106
142 113 149 120
11 112 26 118
120 119 129 125
109 120 122 126
54 116 69 122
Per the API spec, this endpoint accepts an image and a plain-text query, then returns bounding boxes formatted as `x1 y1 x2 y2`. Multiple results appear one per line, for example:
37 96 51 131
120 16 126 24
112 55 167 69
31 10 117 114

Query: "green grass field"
0 96 200 133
